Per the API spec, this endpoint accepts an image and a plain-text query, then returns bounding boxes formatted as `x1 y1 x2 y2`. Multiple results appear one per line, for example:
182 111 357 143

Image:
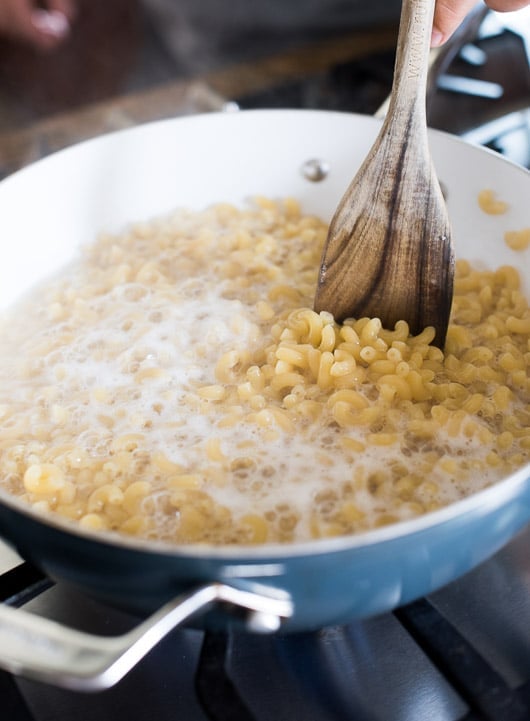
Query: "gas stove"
2 526 530 721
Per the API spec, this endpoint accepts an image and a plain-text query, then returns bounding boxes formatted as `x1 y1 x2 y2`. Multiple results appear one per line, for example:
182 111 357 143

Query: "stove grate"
196 632 256 721
0 562 51 607
2 561 530 721
395 599 530 721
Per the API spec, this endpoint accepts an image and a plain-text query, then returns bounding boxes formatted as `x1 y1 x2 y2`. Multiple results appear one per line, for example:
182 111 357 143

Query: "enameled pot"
0 110 528 690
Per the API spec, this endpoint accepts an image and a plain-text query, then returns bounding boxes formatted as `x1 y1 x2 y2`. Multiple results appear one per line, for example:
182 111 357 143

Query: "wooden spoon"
314 0 454 348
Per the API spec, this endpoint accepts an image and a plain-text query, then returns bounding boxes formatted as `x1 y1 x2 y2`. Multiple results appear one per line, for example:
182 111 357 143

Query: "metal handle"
0 582 293 691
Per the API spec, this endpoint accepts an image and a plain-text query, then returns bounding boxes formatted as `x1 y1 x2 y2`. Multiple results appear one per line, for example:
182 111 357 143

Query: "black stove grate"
2 561 530 721
196 633 256 721
395 601 530 721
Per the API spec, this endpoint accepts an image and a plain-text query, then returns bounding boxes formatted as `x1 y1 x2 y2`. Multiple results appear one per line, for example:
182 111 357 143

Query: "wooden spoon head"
314 135 455 349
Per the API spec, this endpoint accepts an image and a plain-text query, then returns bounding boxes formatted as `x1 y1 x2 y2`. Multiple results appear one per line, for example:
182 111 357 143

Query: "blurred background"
0 0 528 175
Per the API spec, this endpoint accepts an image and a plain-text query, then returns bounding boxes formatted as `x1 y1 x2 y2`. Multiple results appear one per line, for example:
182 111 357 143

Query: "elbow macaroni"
0 197 529 545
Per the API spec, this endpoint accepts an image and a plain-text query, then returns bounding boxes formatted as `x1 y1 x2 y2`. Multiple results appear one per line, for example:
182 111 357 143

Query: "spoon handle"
385 0 435 137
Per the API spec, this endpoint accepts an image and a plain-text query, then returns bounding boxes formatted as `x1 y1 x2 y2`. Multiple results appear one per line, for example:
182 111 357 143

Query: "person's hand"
0 0 77 50
432 0 530 46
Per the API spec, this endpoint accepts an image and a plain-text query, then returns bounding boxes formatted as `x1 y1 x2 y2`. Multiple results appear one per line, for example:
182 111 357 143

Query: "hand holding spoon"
314 0 454 348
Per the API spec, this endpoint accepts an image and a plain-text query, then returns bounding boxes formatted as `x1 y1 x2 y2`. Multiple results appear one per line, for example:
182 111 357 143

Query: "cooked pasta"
478 189 509 215
0 197 528 545
505 227 530 251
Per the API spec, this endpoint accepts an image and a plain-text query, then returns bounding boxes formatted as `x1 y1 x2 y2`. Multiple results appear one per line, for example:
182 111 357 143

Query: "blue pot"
0 110 528 689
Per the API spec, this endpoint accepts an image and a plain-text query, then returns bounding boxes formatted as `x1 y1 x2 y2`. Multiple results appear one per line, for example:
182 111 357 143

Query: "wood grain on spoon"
314 0 454 349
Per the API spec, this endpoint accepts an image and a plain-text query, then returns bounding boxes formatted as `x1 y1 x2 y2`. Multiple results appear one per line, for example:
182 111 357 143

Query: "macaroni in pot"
0 197 528 544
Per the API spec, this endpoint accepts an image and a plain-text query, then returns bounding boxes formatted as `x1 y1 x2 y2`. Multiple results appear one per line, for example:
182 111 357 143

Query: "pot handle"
0 582 293 691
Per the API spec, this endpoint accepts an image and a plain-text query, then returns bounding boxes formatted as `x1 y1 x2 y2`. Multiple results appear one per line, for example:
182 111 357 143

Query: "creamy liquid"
0 200 527 544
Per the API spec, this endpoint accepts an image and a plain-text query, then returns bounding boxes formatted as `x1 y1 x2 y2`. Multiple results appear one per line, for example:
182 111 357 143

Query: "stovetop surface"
2 521 530 721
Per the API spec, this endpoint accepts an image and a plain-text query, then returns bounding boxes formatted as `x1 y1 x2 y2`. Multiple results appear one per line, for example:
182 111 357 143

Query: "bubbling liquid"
0 198 528 545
